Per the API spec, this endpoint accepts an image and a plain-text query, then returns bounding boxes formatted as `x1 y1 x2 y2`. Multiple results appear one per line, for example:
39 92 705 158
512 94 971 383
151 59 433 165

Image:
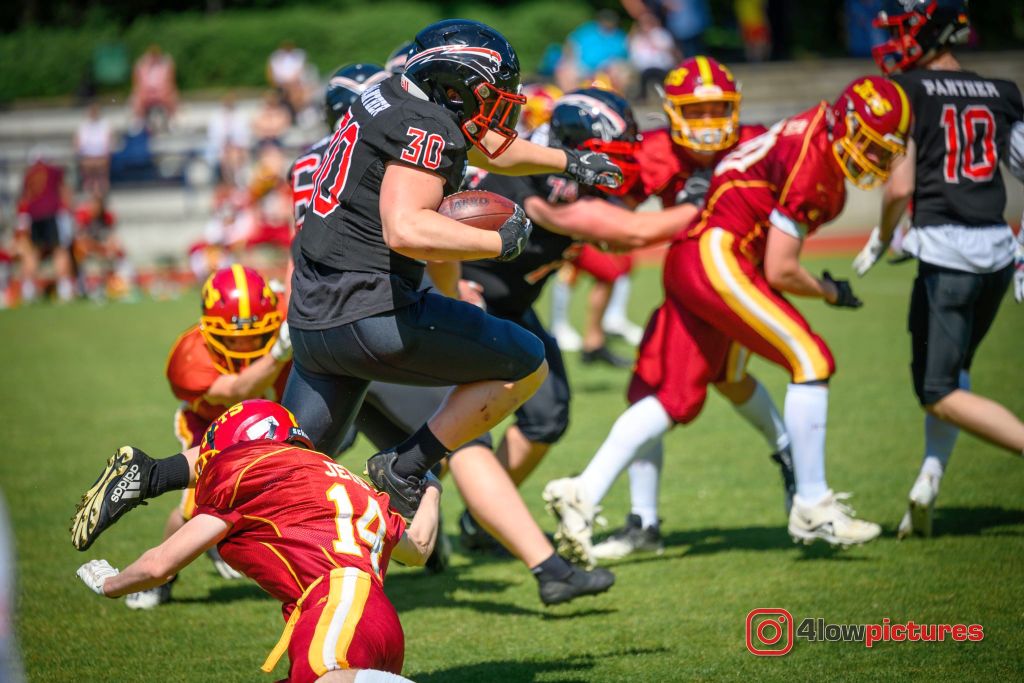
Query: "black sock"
148 453 192 497
391 425 450 479
531 553 573 583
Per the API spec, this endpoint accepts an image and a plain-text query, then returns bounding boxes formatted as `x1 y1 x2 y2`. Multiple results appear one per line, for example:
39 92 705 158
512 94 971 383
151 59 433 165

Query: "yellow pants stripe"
699 229 830 383
724 343 751 384
309 567 371 676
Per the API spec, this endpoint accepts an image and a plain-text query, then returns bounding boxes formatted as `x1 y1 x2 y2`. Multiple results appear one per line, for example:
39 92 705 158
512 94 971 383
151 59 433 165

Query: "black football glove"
674 167 712 208
564 149 623 190
822 270 862 309
496 204 532 262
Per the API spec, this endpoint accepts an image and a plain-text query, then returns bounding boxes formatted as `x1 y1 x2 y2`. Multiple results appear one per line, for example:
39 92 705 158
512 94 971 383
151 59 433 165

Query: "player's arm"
204 341 291 406
425 261 460 298
77 514 231 598
390 479 441 567
469 133 622 189
526 196 698 249
380 162 504 261
854 139 917 276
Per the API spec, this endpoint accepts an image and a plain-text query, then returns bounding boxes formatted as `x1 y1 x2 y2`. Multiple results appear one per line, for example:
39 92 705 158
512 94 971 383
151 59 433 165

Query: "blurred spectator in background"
267 41 310 121
845 0 887 57
243 142 293 260
736 0 772 61
131 45 177 130
251 90 291 146
622 0 712 58
15 149 74 303
73 193 134 300
629 12 678 101
767 0 792 59
206 92 251 186
74 102 113 197
556 10 629 91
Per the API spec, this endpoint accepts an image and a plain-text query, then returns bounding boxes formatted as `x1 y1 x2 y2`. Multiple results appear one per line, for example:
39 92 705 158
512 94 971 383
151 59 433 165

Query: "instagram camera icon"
746 608 794 656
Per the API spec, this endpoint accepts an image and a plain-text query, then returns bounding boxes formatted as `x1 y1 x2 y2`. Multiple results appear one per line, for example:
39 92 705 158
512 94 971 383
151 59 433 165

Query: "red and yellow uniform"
166 325 291 449
629 103 846 423
194 439 407 680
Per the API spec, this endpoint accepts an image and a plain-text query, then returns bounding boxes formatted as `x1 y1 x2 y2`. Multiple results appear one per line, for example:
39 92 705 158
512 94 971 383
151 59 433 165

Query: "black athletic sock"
531 553 574 583
391 425 450 479
148 453 192 497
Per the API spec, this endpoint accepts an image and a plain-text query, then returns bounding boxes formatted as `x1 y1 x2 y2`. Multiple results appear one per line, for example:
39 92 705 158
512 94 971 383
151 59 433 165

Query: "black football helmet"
386 41 415 74
872 0 970 74
549 88 641 197
324 63 389 129
403 19 526 158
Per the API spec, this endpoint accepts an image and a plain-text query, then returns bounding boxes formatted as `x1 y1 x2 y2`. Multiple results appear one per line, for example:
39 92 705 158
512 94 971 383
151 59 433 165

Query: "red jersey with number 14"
688 103 847 265
194 440 407 616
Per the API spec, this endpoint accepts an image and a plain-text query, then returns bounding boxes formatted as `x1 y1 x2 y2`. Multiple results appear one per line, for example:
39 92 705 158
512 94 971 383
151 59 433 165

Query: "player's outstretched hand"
822 270 863 309
1013 230 1024 304
564 149 623 190
77 559 118 596
271 322 292 362
852 226 890 277
496 204 532 262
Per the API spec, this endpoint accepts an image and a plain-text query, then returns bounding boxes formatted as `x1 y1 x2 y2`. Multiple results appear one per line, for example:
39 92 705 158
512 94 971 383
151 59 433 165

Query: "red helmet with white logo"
200 265 283 374
830 76 911 190
661 56 741 152
196 399 313 475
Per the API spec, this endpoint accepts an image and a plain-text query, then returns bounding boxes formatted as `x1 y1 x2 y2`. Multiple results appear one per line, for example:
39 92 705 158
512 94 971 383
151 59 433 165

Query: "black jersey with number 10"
895 69 1023 228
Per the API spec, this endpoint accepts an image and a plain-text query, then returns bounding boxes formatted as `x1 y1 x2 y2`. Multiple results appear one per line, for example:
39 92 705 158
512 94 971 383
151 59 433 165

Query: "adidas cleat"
125 577 176 610
70 446 155 551
788 490 881 547
770 446 796 515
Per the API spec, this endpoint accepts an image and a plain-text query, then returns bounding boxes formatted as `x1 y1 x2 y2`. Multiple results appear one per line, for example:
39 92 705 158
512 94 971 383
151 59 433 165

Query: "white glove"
271 322 292 362
1013 228 1024 304
77 559 119 596
852 226 890 277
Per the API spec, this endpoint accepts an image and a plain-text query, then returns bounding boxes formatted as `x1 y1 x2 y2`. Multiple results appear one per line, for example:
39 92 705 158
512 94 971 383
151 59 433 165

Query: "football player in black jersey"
283 19 624 520
854 0 1024 538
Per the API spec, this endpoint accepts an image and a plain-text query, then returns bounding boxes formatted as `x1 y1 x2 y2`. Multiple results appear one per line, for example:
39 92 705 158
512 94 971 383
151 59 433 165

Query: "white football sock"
921 370 969 480
603 275 632 326
21 278 36 302
731 379 790 452
354 670 415 683
579 396 673 505
550 278 573 330
628 437 663 528
57 277 74 302
784 383 830 504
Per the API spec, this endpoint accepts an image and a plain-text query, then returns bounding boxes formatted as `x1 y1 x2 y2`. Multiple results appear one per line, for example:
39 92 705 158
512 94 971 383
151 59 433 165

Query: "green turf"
3 256 1023 682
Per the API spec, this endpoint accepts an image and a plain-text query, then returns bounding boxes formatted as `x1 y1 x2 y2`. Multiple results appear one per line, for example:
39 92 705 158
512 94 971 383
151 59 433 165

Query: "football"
438 190 517 231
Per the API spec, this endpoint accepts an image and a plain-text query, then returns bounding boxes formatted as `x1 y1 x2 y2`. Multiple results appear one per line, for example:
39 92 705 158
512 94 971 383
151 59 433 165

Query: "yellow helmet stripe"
696 56 714 86
892 79 911 136
231 264 251 320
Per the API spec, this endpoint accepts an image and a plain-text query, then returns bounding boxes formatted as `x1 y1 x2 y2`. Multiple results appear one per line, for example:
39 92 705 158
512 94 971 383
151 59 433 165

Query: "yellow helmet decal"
852 79 892 117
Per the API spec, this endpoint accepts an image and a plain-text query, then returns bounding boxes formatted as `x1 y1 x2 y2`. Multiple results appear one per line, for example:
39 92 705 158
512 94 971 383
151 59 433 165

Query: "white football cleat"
542 477 603 567
125 583 173 610
897 473 940 540
206 547 243 579
552 323 583 353
591 514 664 560
788 490 881 547
602 317 644 347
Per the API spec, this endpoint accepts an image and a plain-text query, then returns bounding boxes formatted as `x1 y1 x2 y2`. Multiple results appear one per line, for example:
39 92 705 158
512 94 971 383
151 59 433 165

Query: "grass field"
3 255 1023 682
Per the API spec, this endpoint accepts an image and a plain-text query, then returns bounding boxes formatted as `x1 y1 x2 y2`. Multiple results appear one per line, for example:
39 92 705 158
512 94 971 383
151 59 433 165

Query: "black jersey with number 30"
895 69 1023 228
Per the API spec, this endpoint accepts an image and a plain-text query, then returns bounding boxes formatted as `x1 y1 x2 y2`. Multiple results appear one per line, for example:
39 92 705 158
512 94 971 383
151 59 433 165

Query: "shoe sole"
788 526 881 547
542 491 595 568
591 543 665 561
70 450 131 551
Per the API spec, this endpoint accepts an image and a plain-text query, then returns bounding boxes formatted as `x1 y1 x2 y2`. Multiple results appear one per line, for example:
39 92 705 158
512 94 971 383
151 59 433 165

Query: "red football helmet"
199 265 283 373
661 56 741 152
519 83 563 134
196 399 313 475
830 76 911 190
